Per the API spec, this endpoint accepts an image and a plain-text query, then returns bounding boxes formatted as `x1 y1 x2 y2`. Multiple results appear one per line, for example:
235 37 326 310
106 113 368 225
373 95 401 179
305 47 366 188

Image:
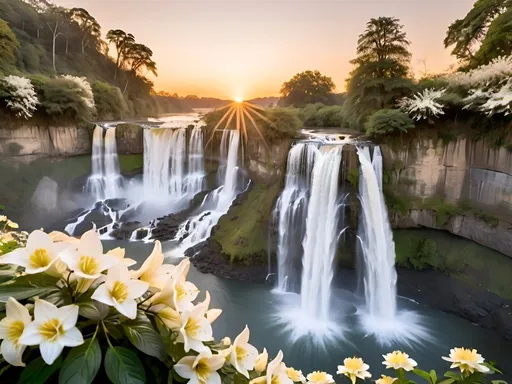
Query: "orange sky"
56 0 473 99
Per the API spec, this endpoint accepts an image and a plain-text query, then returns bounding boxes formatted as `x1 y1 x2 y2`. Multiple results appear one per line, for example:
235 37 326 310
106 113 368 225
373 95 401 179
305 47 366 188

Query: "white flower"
131 241 169 288
375 375 397 384
106 247 136 267
382 351 417 371
254 348 268 373
61 75 95 109
398 88 445 121
6 220 18 229
179 303 213 353
60 230 117 279
1 75 39 119
306 371 334 384
0 298 31 366
448 56 512 88
442 347 490 374
201 291 222 324
158 307 181 330
19 300 83 365
288 367 306 383
229 325 258 378
337 357 371 384
0 230 69 274
91 264 149 319
221 337 231 346
250 350 292 384
174 350 225 384
0 215 7 222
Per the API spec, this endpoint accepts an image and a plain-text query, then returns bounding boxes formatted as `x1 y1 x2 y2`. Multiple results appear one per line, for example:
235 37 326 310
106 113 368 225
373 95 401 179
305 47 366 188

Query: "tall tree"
125 43 157 76
43 4 67 72
344 17 414 129
69 8 101 54
280 70 335 107
444 0 511 65
106 29 135 79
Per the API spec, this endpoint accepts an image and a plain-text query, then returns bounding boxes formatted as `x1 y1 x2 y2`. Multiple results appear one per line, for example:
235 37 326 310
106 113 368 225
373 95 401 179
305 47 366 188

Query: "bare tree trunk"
47 21 62 73
81 36 86 54
123 79 129 94
65 36 69 56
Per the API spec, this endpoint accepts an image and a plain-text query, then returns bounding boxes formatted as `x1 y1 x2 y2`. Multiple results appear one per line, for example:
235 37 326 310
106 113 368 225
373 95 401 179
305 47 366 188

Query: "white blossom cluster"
448 56 512 88
397 88 446 121
61 75 95 109
1 75 39 119
464 78 512 116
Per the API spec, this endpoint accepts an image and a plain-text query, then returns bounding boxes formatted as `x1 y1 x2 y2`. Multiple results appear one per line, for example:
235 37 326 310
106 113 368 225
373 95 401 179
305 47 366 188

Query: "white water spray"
85 126 105 200
104 127 123 198
184 127 205 196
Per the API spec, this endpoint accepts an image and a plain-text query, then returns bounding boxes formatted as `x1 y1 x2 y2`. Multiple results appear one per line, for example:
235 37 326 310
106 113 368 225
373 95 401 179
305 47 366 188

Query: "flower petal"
115 299 137 320
6 298 31 324
78 230 103 256
34 299 58 323
206 371 221 384
0 248 30 268
26 230 53 253
57 304 79 330
127 280 149 299
19 322 43 346
174 356 196 379
40 341 64 365
91 284 115 306
1 340 26 367
60 327 83 347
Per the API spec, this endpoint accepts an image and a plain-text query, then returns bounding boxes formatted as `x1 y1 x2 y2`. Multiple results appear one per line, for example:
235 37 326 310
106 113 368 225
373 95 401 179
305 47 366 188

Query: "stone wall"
244 138 292 183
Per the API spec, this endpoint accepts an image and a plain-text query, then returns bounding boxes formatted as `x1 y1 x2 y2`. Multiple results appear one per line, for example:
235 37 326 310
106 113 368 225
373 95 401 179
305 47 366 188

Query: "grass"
211 181 282 264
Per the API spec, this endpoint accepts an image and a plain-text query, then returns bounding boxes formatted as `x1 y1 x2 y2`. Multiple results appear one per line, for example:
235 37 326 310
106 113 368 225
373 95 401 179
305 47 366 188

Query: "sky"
56 0 474 99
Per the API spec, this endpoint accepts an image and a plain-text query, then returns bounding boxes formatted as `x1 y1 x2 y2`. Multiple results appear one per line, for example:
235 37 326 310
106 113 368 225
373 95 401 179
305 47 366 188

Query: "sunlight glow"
235 97 243 103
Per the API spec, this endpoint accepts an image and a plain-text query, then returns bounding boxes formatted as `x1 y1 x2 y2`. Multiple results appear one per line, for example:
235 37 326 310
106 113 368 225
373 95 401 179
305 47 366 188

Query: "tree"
106 29 135 79
344 17 414 129
125 43 157 76
473 7 512 64
444 0 511 65
280 70 335 107
69 8 101 54
0 19 20 65
43 4 67 72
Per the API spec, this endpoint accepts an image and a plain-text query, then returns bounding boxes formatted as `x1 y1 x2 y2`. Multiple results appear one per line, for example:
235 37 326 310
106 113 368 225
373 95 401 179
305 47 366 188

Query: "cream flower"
229 325 259 378
0 230 69 274
0 298 32 366
19 300 83 365
174 350 225 384
307 371 334 384
221 337 231 346
254 348 268 373
172 259 199 311
442 347 490 374
288 367 306 383
375 375 397 384
91 264 149 319
106 247 136 267
131 241 168 288
382 351 417 371
158 307 181 330
0 215 7 222
201 291 222 324
179 303 213 353
60 230 117 279
337 357 371 384
48 230 78 244
6 220 18 229
250 350 293 384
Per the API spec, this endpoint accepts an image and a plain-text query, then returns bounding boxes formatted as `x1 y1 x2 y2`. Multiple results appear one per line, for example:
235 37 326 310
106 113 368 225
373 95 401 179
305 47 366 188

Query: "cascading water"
274 143 317 293
300 146 343 321
184 127 205 196
85 126 106 200
357 146 397 321
104 127 123 198
172 130 242 254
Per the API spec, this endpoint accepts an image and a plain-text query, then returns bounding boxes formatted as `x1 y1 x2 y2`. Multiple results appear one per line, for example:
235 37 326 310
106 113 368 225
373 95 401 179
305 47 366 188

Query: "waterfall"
184 127 205 196
104 127 123 198
357 146 397 320
85 126 106 200
173 130 242 252
274 143 318 293
300 146 343 321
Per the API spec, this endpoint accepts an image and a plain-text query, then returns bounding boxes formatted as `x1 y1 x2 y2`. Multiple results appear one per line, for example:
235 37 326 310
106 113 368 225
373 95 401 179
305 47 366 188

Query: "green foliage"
59 338 102 384
299 104 345 127
347 168 359 189
365 109 415 137
0 19 19 67
396 236 441 271
104 347 145 384
280 70 336 107
92 81 127 120
18 356 62 384
41 77 93 121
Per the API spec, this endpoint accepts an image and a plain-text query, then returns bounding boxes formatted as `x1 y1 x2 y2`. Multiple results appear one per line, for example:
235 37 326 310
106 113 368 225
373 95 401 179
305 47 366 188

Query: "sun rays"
206 100 273 148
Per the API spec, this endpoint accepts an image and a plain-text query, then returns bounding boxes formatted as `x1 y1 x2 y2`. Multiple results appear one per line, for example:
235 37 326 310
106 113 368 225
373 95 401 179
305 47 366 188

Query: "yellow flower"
254 348 268 373
6 220 18 229
306 371 334 384
179 303 213 353
382 351 417 371
0 215 7 222
0 298 32 366
229 325 258 378
174 350 225 384
442 347 490 374
249 350 292 384
131 241 168 288
337 357 371 384
375 375 397 384
288 367 306 383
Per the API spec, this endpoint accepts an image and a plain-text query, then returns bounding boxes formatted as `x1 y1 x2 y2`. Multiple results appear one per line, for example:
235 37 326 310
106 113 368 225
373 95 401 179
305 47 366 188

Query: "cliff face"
381 137 512 257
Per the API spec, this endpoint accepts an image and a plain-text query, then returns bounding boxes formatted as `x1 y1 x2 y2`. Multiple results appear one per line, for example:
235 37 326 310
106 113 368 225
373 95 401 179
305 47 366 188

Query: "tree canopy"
280 70 335 107
344 17 414 129
0 19 19 65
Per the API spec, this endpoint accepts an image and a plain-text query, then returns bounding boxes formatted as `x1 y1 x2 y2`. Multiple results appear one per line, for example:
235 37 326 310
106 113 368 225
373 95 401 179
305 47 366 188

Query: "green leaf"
59 338 101 384
167 372 173 384
414 369 432 383
18 356 62 384
43 289 72 307
78 300 110 320
437 379 455 384
0 274 60 303
430 370 438 384
104 346 145 384
444 372 460 379
122 314 166 362
484 363 503 374
491 381 508 384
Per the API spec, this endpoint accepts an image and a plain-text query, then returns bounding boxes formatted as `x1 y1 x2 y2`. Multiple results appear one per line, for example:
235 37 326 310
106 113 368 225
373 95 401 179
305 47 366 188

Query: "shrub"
258 108 302 141
298 102 325 125
0 75 39 119
92 81 128 120
314 105 345 127
365 109 415 137
41 77 95 121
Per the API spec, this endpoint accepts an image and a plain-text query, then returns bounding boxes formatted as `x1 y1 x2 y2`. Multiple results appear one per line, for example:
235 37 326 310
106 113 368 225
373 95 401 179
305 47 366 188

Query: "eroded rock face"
115 124 143 154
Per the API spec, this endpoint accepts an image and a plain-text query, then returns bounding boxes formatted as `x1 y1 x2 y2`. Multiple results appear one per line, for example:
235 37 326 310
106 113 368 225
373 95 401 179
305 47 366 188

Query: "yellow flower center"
184 317 200 336
175 283 186 300
344 357 363 371
309 371 329 381
29 248 51 269
79 255 99 276
195 359 210 383
287 368 303 382
7 320 25 344
378 376 397 384
387 351 409 365
236 345 248 361
39 318 64 342
453 348 477 362
111 281 129 303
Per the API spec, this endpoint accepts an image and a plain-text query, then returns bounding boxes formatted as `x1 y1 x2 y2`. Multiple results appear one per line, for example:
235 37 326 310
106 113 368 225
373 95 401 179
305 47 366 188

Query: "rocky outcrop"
115 124 143 154
244 138 292 183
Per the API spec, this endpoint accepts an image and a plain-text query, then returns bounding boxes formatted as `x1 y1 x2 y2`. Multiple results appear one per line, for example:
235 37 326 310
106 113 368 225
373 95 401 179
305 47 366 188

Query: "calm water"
104 240 512 379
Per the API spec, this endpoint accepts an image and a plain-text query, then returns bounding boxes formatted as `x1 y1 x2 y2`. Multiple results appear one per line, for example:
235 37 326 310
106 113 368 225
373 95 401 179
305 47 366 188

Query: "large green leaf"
58 338 102 384
123 314 166 362
104 347 145 384
0 274 60 303
18 356 62 384
78 300 110 320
